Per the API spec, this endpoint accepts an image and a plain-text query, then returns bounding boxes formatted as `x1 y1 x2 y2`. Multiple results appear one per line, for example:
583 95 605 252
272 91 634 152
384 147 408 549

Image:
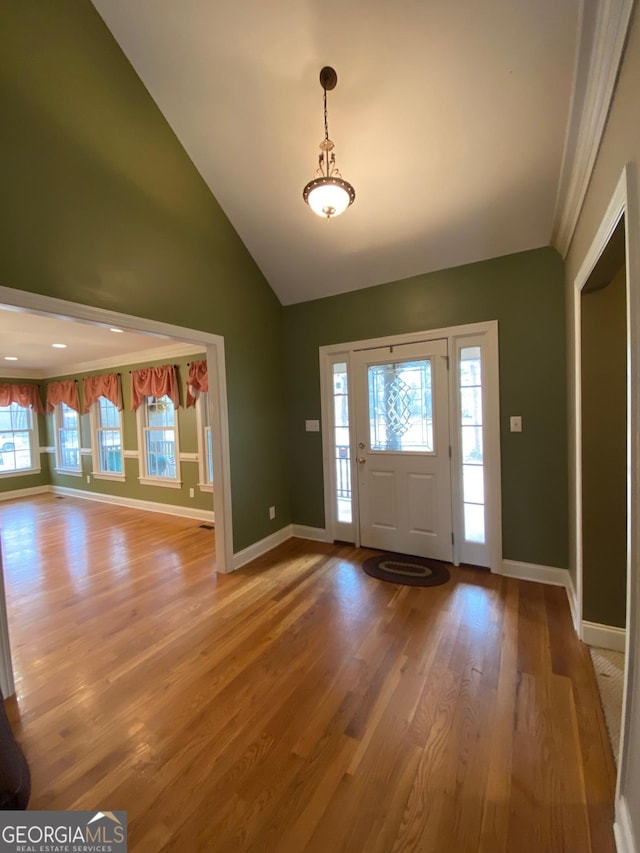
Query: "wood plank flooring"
0 495 616 852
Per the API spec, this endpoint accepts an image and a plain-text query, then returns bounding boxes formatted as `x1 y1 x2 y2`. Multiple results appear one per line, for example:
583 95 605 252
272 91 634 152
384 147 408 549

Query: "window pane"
0 405 34 473
147 396 174 428
332 362 351 524
145 430 176 478
368 359 433 452
58 404 80 470
0 406 35 473
461 425 483 464
463 464 484 504
98 430 122 473
460 348 482 386
460 345 485 545
464 503 485 543
206 427 213 483
95 398 122 474
460 386 482 425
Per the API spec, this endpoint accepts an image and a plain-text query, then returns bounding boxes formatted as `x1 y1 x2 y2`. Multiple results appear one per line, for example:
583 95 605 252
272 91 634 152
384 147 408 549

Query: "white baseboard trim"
502 559 571 589
0 485 49 502
582 620 626 652
292 524 331 543
566 570 579 634
233 525 293 571
49 485 215 524
614 795 638 853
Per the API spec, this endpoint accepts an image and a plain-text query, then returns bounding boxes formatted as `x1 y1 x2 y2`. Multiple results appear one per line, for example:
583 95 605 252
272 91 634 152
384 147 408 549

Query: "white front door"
354 339 453 561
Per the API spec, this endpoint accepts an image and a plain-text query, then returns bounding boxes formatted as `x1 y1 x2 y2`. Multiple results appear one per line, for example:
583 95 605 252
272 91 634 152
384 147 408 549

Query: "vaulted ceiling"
90 0 582 305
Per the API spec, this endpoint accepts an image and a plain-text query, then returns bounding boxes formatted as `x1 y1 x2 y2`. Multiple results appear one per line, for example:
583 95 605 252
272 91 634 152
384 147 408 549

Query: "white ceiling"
0 307 202 378
3 1 586 375
92 0 582 305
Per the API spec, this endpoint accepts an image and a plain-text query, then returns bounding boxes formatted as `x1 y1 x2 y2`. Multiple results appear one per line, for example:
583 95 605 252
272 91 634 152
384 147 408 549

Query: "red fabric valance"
46 380 80 413
0 382 45 415
83 373 123 413
186 360 208 407
130 364 179 411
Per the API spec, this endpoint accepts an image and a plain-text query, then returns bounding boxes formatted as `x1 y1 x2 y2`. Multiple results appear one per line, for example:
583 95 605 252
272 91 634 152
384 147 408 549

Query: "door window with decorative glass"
91 396 123 477
367 358 434 452
55 403 81 472
0 403 39 475
140 395 179 483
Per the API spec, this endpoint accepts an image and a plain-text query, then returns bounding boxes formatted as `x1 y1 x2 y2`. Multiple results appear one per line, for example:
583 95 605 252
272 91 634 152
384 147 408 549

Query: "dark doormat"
362 552 450 587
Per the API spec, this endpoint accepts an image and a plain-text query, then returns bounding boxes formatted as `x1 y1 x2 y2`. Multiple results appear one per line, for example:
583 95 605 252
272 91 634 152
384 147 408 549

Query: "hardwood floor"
0 495 616 851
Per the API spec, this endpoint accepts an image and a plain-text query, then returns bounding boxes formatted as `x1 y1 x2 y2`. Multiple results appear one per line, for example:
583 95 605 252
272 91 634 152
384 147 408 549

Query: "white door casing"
354 339 452 561
320 321 501 571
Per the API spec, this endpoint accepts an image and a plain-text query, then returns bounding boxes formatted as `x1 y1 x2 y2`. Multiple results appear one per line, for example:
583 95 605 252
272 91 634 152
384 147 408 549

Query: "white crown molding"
552 0 635 257
40 341 206 379
0 368 43 380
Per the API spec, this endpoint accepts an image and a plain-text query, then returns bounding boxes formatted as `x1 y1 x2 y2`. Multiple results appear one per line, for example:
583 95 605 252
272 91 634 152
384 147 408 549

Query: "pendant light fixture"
303 66 355 219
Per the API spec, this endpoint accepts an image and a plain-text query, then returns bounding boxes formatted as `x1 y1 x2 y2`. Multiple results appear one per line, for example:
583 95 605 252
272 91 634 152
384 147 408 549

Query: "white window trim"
319 320 501 572
135 396 182 488
0 403 41 477
89 398 125 481
195 392 214 493
53 402 82 475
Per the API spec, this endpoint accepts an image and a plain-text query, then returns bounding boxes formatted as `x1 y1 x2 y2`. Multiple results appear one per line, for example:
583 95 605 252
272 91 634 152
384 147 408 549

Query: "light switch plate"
510 415 522 433
306 419 320 432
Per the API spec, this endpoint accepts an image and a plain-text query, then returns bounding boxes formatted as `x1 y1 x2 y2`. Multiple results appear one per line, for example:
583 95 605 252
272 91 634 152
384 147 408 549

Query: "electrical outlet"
269 506 276 520
189 488 195 498
86 475 91 484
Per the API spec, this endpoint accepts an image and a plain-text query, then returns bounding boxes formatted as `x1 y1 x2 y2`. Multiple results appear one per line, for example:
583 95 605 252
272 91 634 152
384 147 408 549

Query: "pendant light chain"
323 86 329 142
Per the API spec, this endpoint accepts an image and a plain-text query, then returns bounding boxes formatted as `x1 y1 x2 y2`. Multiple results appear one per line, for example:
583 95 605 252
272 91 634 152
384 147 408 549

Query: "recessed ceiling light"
4 356 18 361
109 328 124 333
52 343 67 349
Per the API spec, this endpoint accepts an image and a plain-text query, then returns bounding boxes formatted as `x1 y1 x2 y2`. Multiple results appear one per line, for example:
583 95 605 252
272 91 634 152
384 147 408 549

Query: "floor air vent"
199 523 214 530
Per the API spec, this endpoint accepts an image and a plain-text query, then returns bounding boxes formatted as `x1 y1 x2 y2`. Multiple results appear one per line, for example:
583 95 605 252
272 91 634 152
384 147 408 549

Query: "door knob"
357 456 366 463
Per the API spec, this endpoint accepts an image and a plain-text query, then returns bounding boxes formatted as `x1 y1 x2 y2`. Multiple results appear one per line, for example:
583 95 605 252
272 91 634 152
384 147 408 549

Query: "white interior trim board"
614 795 638 853
0 485 49 502
233 525 293 571
552 0 635 256
502 559 571 589
50 485 215 524
567 568 580 635
582 620 627 653
292 525 331 543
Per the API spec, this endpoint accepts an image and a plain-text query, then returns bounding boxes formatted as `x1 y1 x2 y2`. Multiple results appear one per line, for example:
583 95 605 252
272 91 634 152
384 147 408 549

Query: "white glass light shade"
303 177 355 219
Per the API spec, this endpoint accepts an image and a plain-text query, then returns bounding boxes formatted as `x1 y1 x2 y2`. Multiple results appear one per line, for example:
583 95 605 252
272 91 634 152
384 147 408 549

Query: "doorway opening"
572 162 640 812
0 284 234 696
319 320 501 571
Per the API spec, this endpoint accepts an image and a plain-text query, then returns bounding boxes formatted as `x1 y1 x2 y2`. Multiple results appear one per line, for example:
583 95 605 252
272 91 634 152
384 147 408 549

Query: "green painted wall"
0 1 290 550
581 268 627 627
43 353 213 513
0 380 49 493
284 247 569 569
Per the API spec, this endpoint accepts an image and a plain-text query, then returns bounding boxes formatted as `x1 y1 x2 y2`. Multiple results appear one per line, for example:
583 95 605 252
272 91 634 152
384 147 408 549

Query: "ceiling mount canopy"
303 66 355 220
